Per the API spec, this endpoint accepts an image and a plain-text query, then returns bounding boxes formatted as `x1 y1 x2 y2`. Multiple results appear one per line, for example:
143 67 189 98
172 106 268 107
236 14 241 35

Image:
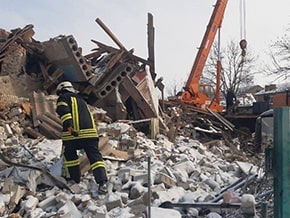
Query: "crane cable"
239 0 247 62
240 0 246 40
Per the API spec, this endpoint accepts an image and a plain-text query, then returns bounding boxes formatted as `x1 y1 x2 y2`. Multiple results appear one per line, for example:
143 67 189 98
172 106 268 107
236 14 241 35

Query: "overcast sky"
1 0 290 89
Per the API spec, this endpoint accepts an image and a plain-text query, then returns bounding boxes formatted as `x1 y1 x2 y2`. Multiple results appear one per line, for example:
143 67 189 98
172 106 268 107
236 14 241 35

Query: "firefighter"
56 81 108 194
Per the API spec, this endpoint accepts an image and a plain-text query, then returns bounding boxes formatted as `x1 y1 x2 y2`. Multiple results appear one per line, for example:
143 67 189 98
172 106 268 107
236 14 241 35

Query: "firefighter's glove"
67 127 79 137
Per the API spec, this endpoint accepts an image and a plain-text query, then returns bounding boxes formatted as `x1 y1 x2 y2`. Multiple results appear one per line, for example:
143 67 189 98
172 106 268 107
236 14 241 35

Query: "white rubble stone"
55 192 72 202
177 178 194 190
205 178 220 191
155 186 186 203
155 172 177 188
23 195 39 211
150 159 166 172
27 207 46 218
44 187 58 197
70 183 82 194
150 206 182 218
236 161 261 177
206 212 222 218
104 192 123 211
199 173 209 182
0 193 10 204
218 171 239 185
214 173 223 184
129 182 147 199
136 135 156 150
57 199 82 218
38 195 57 210
87 204 108 218
71 194 82 205
151 183 167 193
110 175 123 191
156 136 174 151
173 160 196 176
179 188 210 203
81 194 91 203
188 148 203 160
132 173 150 185
118 191 129 204
160 150 172 159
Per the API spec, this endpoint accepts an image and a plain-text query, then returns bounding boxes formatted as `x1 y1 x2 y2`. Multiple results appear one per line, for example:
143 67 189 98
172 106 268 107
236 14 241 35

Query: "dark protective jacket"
56 90 98 141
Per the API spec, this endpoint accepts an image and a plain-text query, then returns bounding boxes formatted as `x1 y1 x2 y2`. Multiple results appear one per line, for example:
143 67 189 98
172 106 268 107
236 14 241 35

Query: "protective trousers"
62 138 107 184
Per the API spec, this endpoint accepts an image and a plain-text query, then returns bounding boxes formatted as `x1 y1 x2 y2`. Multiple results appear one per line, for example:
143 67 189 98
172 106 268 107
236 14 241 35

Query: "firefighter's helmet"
56 81 77 95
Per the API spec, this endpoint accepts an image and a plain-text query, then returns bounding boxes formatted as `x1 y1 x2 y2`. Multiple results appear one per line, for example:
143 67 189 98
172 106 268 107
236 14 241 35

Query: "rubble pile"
0 118 272 217
0 20 273 217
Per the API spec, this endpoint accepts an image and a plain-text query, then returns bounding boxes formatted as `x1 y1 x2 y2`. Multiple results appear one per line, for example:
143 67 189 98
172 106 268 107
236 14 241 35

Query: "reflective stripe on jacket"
56 91 98 141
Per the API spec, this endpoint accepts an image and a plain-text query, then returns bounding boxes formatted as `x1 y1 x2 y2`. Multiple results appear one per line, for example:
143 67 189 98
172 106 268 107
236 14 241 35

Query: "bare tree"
165 79 184 97
202 40 257 97
266 27 290 82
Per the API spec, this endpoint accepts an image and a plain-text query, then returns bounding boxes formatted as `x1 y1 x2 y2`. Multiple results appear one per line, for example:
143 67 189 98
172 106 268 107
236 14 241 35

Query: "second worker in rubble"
56 81 108 195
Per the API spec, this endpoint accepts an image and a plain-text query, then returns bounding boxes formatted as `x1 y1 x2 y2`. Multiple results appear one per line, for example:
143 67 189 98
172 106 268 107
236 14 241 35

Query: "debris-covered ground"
0 22 273 217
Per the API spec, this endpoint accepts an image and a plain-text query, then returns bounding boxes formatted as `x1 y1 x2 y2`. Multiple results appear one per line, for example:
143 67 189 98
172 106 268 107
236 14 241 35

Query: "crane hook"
239 39 247 57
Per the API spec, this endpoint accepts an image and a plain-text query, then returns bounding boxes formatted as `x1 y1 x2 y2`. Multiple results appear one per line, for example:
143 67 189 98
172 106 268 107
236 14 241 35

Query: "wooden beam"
147 13 156 80
121 76 156 118
95 17 127 50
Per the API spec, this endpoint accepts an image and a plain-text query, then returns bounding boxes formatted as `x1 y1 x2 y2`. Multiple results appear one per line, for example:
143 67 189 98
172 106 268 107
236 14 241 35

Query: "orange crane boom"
181 0 228 112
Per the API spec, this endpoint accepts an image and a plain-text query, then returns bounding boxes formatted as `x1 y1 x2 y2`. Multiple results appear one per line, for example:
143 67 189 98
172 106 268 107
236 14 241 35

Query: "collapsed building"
0 16 273 217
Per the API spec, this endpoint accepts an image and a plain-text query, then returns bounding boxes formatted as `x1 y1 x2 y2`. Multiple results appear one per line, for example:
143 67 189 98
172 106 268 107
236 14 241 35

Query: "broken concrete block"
23 195 39 211
117 167 132 184
104 192 123 211
27 208 46 218
150 206 182 218
155 173 177 188
38 195 57 210
118 192 129 204
57 200 82 218
173 160 196 176
154 186 186 203
110 176 122 191
205 178 220 191
70 183 82 194
132 173 150 185
87 204 108 218
129 182 147 199
176 178 192 190
80 194 91 208
55 192 72 202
